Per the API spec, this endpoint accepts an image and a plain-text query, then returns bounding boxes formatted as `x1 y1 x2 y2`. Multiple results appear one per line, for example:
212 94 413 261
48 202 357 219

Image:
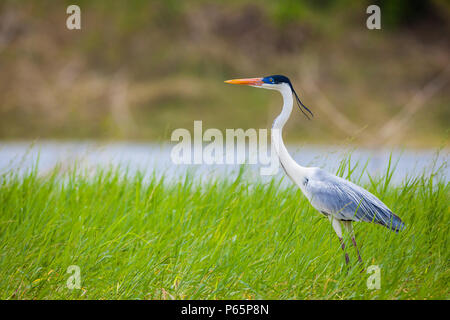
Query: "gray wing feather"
306 169 404 231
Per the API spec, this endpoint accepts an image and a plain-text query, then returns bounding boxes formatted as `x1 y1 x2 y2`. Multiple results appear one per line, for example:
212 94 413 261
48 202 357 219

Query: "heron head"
225 74 313 119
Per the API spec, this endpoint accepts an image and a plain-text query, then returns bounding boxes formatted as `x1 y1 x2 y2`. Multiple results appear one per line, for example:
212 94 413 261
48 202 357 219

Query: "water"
0 141 448 185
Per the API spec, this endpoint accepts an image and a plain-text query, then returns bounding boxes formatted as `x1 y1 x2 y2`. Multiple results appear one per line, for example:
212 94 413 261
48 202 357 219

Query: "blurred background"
0 0 449 148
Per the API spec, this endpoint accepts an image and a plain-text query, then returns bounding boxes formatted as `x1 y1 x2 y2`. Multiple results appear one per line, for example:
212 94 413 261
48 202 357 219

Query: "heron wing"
306 169 403 230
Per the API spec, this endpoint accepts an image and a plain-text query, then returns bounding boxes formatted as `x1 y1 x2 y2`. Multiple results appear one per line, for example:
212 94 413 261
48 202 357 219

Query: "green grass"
0 157 448 299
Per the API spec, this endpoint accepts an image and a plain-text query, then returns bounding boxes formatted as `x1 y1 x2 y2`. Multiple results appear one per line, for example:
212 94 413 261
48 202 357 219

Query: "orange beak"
224 77 263 86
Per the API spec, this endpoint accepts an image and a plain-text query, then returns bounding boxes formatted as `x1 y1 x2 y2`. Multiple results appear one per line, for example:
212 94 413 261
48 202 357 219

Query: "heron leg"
342 221 363 264
328 216 350 265
340 239 350 265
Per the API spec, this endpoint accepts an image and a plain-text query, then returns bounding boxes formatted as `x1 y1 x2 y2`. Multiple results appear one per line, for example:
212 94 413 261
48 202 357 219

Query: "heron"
225 75 405 265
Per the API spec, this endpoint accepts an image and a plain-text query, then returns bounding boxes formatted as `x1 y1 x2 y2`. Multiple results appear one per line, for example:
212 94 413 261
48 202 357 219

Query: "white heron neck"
271 85 309 181
272 86 294 130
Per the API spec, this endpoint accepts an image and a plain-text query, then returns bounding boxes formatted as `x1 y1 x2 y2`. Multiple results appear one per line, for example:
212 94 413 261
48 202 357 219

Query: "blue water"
0 141 448 185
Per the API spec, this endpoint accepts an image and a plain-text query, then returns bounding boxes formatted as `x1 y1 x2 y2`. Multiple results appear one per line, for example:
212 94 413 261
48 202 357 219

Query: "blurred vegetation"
0 0 449 147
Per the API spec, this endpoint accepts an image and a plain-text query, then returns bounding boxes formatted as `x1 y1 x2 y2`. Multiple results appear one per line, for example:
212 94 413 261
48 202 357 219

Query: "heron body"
225 75 405 265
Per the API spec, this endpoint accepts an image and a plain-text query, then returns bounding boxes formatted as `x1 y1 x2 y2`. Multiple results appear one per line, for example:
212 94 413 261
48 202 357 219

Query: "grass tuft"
0 157 448 299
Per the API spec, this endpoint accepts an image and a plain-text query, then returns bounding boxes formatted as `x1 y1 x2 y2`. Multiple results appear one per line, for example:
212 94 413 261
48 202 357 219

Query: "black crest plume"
288 81 313 120
268 75 313 120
